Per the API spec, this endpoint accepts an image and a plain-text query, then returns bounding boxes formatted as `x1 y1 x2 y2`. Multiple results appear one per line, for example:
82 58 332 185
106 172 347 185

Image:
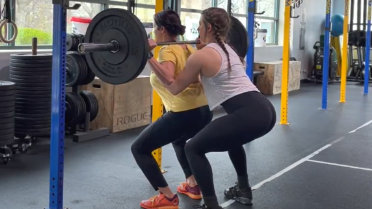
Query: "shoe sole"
224 193 252 206
235 197 252 205
177 187 202 200
140 204 179 209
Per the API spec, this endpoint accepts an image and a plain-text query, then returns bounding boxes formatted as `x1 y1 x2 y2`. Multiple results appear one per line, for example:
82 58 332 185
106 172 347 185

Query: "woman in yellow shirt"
131 10 211 209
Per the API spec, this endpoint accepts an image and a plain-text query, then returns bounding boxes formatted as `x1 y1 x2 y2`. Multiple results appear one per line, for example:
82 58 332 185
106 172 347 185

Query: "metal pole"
340 0 350 103
280 0 291 125
246 0 255 80
322 0 332 109
50 1 67 209
364 0 371 94
152 0 165 172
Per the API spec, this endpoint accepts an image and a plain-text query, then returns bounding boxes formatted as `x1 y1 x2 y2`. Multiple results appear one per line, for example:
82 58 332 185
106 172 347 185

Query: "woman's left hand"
148 39 157 51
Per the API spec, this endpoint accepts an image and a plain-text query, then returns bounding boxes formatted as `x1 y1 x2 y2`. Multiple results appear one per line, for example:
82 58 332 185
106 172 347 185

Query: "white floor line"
220 200 235 208
307 159 372 172
220 119 371 208
220 144 331 208
349 120 372 133
251 144 331 190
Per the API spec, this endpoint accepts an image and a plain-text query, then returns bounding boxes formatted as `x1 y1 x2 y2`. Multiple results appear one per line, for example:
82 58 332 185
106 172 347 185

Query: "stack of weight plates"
9 54 52 138
0 81 15 146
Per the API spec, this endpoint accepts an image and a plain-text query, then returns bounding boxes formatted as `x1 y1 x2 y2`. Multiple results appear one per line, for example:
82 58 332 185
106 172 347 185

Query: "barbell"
79 8 248 85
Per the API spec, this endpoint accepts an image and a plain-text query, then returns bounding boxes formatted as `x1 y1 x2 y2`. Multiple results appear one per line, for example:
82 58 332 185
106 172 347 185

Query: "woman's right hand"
148 39 157 51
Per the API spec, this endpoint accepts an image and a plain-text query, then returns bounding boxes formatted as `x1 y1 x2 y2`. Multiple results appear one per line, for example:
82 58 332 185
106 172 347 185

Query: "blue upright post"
50 1 67 209
246 0 255 80
364 0 371 94
322 0 332 109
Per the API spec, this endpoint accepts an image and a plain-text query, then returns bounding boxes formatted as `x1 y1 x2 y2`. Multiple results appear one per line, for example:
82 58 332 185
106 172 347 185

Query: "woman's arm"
150 52 203 95
147 58 175 85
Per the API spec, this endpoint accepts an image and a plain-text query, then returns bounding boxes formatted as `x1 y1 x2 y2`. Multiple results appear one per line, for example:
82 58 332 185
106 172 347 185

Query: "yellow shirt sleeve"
158 47 177 65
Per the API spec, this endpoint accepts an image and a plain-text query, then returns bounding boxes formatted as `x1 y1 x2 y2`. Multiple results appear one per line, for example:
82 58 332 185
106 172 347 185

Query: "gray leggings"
185 91 276 199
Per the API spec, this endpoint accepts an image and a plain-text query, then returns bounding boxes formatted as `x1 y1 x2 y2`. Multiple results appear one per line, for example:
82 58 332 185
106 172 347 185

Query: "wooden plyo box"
253 61 301 95
82 76 152 133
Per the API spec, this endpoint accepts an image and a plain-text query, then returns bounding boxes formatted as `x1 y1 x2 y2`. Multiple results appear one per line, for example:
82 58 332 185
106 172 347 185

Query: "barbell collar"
78 41 120 54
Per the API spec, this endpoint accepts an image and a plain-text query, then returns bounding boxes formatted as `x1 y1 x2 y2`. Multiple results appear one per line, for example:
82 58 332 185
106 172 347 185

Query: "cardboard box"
253 61 301 95
82 76 152 133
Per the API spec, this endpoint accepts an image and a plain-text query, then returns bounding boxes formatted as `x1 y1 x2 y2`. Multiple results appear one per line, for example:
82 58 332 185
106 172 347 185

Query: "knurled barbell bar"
79 8 248 85
78 40 201 54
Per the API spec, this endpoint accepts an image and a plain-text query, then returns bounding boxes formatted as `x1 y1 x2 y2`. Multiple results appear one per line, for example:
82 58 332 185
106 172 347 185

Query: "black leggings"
131 105 212 190
185 91 276 199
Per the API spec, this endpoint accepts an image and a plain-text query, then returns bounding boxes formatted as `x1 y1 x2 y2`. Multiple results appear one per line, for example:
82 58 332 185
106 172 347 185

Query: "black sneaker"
224 184 253 205
193 204 223 209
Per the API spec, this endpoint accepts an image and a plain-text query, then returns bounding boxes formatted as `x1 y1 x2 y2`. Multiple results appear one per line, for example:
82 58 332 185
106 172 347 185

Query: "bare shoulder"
190 47 218 60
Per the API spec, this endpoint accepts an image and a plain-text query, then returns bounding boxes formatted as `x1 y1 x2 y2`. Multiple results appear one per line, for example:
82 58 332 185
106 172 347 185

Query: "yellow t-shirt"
150 45 208 112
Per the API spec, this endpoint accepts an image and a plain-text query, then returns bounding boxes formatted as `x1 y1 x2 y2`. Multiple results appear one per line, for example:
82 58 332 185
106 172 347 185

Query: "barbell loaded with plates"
80 8 248 85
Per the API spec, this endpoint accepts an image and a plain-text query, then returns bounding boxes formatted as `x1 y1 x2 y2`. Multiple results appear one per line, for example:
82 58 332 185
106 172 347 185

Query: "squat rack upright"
50 1 80 209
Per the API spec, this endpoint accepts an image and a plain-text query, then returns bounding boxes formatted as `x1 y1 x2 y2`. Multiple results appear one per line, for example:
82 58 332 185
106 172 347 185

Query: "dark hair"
154 10 186 36
201 7 231 71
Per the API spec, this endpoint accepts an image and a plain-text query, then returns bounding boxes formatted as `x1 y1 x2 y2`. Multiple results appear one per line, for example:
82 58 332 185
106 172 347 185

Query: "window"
14 0 53 46
180 0 213 41
1 0 155 49
256 0 279 45
67 2 103 34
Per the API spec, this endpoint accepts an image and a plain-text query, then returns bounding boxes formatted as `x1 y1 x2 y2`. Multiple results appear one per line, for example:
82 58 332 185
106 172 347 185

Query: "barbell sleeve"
78 41 120 54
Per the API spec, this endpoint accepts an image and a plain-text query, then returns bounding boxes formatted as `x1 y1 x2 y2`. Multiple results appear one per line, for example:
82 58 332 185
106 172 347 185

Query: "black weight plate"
14 83 51 88
10 70 52 76
0 123 14 129
15 120 50 126
10 53 53 60
0 128 14 136
16 94 51 99
15 101 51 106
81 67 96 85
10 58 52 64
227 16 248 58
76 55 89 85
0 111 14 118
10 66 52 72
0 121 13 126
15 86 50 91
15 99 51 104
0 81 15 90
15 110 50 116
85 8 148 84
0 106 14 113
15 124 50 130
9 63 52 68
66 54 81 86
0 101 14 108
15 103 50 109
65 92 81 125
16 111 50 117
80 90 99 121
10 75 51 82
0 90 15 96
15 89 51 95
0 134 14 142
66 34 74 51
0 94 15 102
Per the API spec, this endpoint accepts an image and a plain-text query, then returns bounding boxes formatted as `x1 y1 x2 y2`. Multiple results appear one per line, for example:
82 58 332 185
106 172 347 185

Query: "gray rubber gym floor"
1 82 372 209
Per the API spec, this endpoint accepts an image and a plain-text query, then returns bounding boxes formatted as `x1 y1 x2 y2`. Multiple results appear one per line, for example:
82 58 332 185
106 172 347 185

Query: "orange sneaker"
177 182 202 200
140 193 179 209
